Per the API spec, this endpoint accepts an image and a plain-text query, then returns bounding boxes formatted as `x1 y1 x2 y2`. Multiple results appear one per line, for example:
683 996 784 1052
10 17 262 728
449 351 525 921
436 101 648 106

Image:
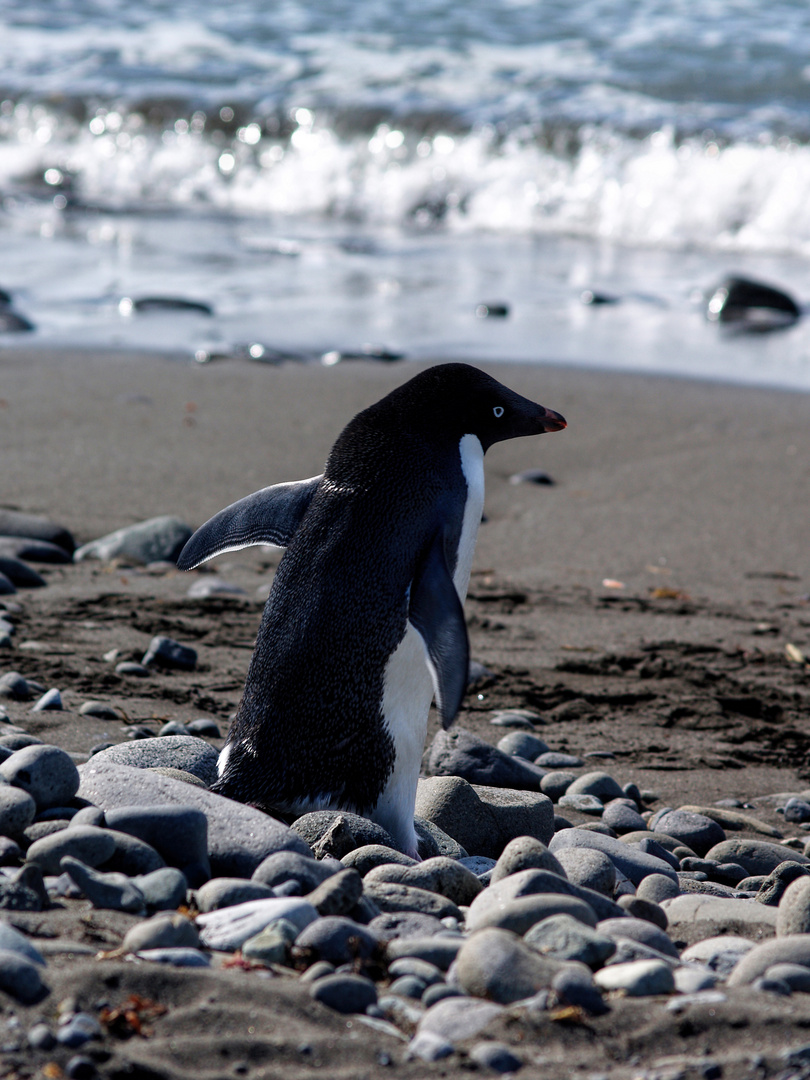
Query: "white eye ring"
493 406 504 418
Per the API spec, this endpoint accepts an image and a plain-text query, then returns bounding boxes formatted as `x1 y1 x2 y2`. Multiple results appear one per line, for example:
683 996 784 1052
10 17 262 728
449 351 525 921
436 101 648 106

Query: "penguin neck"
454 433 485 599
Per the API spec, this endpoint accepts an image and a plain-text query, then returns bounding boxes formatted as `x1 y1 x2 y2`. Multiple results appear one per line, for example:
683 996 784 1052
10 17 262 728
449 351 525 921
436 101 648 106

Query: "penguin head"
377 362 566 452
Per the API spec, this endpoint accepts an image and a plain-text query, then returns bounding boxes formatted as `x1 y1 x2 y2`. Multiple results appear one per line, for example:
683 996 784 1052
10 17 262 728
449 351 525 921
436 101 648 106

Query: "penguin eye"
493 406 504 418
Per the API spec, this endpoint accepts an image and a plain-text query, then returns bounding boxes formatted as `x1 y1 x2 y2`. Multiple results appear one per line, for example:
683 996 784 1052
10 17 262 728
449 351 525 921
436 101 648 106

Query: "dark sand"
1 347 810 1078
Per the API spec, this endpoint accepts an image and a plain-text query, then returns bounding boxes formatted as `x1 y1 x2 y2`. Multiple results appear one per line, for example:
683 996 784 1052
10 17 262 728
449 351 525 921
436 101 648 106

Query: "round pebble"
0 785 37 836
0 743 80 809
566 771 625 802
310 973 377 1014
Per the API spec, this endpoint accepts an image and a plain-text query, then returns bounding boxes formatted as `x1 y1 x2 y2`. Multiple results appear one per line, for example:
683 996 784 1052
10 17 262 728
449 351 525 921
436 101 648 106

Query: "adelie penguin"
177 363 566 857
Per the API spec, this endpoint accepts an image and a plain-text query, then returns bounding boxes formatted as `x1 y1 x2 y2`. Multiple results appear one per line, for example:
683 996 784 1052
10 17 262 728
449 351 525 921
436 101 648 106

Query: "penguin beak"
536 406 567 433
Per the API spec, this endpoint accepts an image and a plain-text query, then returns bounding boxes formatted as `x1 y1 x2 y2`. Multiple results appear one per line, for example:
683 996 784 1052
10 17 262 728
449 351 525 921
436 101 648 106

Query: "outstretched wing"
176 475 323 570
408 529 469 728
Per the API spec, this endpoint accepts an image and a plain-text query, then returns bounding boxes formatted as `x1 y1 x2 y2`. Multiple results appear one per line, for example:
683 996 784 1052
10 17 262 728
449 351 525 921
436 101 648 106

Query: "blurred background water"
2 0 810 387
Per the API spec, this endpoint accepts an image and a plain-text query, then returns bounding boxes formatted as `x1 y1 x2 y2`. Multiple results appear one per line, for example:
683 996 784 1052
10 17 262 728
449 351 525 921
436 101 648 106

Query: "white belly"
372 433 485 857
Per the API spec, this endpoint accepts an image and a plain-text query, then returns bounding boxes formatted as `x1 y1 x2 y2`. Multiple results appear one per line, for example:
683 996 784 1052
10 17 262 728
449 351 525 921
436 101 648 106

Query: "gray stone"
79 701 120 720
0 922 45 967
0 785 36 836
727 935 810 986
88 736 217 786
558 793 603 814
364 857 483 907
252 850 337 892
295 915 381 966
467 868 623 931
390 973 428 999
291 810 396 858
56 1013 102 1048
0 743 79 809
417 996 503 1041
471 892 598 936
662 894 778 947
552 964 608 1015
490 836 566 885
415 776 497 858
469 1041 523 1073
305 867 363 917
159 721 191 737
103 806 207 882
426 728 546 790
78 760 309 877
635 874 680 904
594 958 675 996
777 875 810 936
553 847 616 898
0 510 75 554
241 918 299 963
602 800 647 834
363 880 462 921
74 515 191 565
649 809 726 857
495 732 549 760
0 733 44 751
673 966 717 993
0 672 31 700
540 771 577 802
27 1022 56 1050
186 718 221 737
60 856 145 912
386 936 463 970
421 984 464 1008
680 935 756 977
389 956 444 986
454 928 564 1003
369 912 445 940
122 912 200 953
566 771 625 802
757 861 810 907
597 916 678 958
617 895 668 930
198 897 318 951
764 963 810 992
148 767 207 788
135 867 188 911
341 845 418 876
784 798 810 824
142 635 197 671
311 972 377 1013
0 863 48 910
31 688 63 712
136 947 210 967
524 913 615 969
488 709 540 729
26 825 117 875
406 1030 454 1062
705 838 810 877
195 877 275 912
102 829 166 876
413 817 463 859
536 753 584 769
549 827 678 885
115 662 150 677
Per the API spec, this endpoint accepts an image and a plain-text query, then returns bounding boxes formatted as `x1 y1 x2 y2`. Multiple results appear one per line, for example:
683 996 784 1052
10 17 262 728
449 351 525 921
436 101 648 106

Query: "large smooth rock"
89 737 218 786
550 828 678 885
197 897 318 951
0 510 75 554
490 836 566 885
727 935 810 986
418 997 504 1042
0 744 80 810
661 894 778 948
74 515 191 564
466 868 624 931
78 760 310 876
705 839 810 877
363 857 483 906
648 808 726 857
103 805 210 883
777 875 810 936
426 728 546 790
454 928 564 1003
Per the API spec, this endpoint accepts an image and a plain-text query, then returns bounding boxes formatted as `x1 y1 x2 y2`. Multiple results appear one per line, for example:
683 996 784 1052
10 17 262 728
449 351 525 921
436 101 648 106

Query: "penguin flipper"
409 532 469 729
176 474 323 570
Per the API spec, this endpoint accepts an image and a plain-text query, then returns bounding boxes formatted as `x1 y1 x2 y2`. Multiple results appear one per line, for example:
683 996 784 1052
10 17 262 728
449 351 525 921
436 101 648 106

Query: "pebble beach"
0 348 809 1080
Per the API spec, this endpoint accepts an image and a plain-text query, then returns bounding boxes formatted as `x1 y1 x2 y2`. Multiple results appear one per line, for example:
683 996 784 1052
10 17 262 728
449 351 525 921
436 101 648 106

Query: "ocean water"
2 0 810 388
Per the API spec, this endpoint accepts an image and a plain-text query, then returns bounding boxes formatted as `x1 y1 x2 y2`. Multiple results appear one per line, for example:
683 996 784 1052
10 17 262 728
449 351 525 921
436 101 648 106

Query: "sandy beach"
1 347 809 1079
